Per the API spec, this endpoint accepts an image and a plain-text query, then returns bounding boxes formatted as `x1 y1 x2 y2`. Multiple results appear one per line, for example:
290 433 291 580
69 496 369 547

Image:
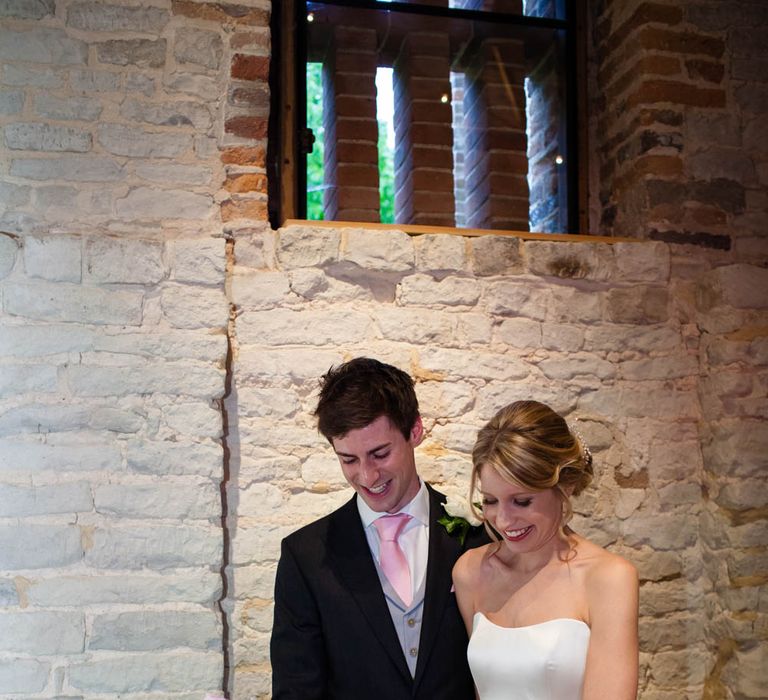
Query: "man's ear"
410 415 425 447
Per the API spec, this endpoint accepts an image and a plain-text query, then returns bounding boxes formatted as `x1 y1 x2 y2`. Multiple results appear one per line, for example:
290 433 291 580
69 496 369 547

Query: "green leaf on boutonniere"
437 514 471 546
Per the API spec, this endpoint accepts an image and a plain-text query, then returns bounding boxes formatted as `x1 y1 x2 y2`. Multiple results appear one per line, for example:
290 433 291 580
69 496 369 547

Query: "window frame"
268 0 588 234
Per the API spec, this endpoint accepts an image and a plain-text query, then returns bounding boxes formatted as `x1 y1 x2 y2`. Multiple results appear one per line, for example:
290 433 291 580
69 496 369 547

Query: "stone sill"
284 219 640 244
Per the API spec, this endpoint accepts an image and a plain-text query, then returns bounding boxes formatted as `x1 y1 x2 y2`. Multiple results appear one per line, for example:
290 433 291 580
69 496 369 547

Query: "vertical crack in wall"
218 235 238 697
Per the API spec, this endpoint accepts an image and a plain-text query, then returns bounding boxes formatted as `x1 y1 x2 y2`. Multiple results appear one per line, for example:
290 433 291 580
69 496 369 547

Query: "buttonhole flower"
438 491 482 546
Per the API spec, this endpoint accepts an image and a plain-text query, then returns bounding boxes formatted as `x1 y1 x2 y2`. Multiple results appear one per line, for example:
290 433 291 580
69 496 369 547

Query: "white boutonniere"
438 491 482 545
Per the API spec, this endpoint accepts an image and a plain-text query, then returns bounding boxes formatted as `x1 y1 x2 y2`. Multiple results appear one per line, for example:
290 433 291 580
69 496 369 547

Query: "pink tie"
374 513 412 606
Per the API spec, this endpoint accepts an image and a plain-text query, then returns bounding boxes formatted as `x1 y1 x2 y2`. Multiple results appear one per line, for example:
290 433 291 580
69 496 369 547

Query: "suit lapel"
413 485 464 688
327 495 412 682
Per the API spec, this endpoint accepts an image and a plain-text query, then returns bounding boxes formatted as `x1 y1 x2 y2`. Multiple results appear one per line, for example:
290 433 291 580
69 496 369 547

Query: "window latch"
300 127 316 155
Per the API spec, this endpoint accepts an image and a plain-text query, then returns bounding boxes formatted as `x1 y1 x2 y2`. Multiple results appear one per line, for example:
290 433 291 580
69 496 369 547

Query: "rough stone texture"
0 2 766 700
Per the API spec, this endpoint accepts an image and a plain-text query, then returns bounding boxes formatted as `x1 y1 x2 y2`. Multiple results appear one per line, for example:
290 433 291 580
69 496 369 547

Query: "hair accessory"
567 420 592 465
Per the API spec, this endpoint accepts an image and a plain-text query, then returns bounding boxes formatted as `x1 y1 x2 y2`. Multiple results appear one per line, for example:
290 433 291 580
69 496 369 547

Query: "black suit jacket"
270 484 486 699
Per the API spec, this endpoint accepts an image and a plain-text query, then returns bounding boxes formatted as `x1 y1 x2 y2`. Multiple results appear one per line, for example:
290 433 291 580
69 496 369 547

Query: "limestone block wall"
0 0 247 696
226 223 767 700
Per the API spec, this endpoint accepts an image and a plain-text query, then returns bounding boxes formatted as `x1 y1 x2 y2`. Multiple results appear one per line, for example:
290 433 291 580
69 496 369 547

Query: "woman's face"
478 465 564 555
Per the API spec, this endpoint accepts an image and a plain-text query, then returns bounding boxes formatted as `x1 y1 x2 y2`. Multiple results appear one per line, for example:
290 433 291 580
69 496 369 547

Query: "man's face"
331 415 423 514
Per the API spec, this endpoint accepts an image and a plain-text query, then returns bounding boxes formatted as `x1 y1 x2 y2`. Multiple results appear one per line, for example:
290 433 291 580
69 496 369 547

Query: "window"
269 1 584 233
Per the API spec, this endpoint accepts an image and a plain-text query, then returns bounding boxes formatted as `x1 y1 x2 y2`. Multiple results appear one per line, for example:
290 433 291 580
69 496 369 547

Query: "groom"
270 357 485 699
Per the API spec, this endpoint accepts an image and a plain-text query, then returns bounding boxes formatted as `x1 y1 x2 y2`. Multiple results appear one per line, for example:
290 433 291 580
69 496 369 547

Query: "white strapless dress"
467 613 590 700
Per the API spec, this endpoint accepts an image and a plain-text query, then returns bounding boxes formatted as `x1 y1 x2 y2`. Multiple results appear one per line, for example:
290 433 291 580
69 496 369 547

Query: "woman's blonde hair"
470 400 593 535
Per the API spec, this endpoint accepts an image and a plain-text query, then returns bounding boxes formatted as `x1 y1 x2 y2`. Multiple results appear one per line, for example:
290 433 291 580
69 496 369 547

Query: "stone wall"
225 222 765 700
0 0 243 696
0 1 766 700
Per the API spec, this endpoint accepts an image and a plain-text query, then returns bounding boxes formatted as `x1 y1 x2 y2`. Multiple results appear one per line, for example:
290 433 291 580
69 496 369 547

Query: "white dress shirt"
357 479 430 600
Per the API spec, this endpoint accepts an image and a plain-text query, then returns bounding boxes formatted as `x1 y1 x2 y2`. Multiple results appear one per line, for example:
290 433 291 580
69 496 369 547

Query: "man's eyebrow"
334 442 392 458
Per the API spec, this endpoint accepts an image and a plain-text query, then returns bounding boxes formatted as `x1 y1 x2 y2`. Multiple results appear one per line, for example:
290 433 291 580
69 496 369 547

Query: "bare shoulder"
453 542 494 586
576 538 637 597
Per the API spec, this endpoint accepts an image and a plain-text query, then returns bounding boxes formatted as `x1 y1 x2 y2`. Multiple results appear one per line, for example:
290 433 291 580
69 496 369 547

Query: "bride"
453 401 638 700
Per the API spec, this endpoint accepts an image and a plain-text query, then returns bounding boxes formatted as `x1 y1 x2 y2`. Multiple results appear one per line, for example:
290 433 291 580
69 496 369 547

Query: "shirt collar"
357 479 430 529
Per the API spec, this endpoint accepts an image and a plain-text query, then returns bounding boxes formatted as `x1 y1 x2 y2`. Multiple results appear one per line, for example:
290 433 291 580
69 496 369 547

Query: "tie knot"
374 513 411 542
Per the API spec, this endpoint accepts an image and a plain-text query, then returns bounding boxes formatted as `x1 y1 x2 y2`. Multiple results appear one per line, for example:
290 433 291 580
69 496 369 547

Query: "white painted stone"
614 241 670 282
28 571 221 606
85 524 221 570
136 162 213 187
84 237 165 284
94 481 220 520
374 306 454 345
0 611 84 654
0 363 57 397
428 421 481 453
231 270 291 308
619 356 699 381
66 2 170 32
234 524 299 565
98 123 191 158
0 524 82 569
0 435 122 472
300 453 346 489
126 439 221 477
170 238 225 284
116 187 213 221
237 347 343 382
68 363 224 398
0 27 87 64
4 281 143 325
621 512 697 550
456 312 493 344
237 308 370 345
495 317 542 348
94 330 226 363
484 280 549 320
287 268 328 299
120 97 212 130
5 121 91 152
418 347 529 381
605 286 669 324
525 241 614 282
10 154 124 181
341 228 414 272
397 273 480 306
234 565 276 602
632 548 683 582
417 380 475 420
471 235 523 276
277 226 340 268
414 233 467 272
68 651 221 693
0 481 92 516
537 353 616 381
164 401 222 438
165 71 220 99
703 418 768 477
0 659 49 693
540 323 585 352
548 286 603 323
239 482 285 516
23 235 81 282
614 488 646 519
657 482 701 506
161 284 228 329
238 386 300 419
89 610 220 651
584 324 681 353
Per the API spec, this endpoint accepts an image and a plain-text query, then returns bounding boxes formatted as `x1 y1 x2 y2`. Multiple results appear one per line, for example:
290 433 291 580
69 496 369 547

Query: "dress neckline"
474 611 589 632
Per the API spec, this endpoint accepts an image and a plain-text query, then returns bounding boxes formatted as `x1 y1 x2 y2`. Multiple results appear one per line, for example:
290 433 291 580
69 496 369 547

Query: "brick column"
463 35 530 231
322 26 380 222
393 31 455 227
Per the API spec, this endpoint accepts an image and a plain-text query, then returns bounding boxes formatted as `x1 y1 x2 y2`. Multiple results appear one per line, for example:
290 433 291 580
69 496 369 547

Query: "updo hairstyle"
470 400 593 530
